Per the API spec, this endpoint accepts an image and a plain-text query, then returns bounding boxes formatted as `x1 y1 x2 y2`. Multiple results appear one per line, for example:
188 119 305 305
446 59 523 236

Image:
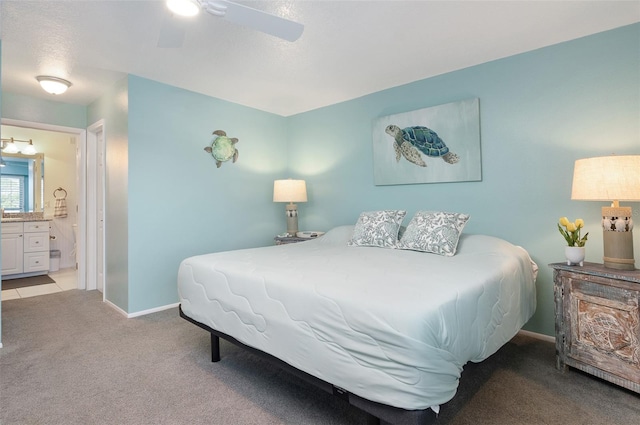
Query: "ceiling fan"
159 0 304 47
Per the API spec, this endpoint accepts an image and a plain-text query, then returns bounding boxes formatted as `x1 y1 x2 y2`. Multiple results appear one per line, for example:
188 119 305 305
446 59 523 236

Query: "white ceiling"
1 1 638 117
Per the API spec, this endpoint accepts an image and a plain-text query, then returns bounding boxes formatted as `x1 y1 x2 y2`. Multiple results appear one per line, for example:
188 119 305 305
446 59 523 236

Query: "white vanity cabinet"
1 222 24 275
1 220 50 278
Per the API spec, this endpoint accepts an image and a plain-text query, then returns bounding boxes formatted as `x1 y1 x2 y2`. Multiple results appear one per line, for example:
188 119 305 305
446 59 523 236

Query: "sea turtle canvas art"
385 125 460 167
204 130 239 168
372 98 481 186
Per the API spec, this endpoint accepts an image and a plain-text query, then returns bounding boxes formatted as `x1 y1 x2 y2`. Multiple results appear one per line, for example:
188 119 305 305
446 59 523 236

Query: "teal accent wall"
287 24 640 336
87 76 130 312
123 76 287 313
1 92 87 129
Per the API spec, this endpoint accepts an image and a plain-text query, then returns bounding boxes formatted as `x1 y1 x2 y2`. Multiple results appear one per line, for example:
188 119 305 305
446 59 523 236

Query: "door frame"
1 118 88 290
86 120 106 297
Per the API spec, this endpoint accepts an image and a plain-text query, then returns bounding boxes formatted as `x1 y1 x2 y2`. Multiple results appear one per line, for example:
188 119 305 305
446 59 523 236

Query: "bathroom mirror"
0 152 44 212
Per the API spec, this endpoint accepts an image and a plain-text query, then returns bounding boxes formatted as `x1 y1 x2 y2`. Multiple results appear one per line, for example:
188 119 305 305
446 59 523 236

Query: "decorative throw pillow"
348 210 407 248
397 211 470 256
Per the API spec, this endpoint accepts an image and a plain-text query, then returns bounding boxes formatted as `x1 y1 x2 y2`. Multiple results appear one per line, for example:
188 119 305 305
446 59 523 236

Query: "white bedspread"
178 225 537 410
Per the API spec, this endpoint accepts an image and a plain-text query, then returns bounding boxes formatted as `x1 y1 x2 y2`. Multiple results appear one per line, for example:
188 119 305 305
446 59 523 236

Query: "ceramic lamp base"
602 205 635 270
603 230 635 270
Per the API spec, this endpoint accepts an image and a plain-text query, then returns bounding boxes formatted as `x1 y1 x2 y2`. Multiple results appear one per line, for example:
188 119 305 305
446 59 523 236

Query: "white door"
86 120 106 297
96 127 105 293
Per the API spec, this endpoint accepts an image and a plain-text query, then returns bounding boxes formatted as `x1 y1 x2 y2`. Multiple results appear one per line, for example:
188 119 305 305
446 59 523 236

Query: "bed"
178 221 537 424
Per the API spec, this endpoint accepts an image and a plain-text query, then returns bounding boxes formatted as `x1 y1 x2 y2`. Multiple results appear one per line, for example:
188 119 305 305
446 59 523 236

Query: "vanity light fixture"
2 138 20 154
36 75 72 95
21 140 38 156
166 0 200 16
1 138 38 155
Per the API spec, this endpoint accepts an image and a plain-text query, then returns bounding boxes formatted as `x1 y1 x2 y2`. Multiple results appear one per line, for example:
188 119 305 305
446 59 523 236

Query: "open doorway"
1 118 104 297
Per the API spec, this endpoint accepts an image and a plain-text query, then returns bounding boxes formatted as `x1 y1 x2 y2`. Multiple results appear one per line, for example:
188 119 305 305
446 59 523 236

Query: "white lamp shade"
273 179 307 203
571 155 640 201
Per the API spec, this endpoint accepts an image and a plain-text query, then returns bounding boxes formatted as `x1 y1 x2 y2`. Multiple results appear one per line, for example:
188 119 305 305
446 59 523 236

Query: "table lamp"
571 155 640 270
273 179 307 237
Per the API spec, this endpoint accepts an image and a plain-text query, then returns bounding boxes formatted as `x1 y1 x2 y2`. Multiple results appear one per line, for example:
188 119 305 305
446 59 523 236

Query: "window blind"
1 175 25 211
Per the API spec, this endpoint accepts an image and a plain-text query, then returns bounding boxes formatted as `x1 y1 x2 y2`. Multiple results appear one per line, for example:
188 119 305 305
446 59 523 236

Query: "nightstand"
274 236 310 245
550 262 640 393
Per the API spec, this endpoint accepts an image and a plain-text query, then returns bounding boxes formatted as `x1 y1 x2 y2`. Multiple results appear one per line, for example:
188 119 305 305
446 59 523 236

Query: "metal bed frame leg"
211 334 221 362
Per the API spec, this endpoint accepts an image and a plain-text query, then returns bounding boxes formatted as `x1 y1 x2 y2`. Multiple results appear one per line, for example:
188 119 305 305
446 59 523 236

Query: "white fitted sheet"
178 225 537 410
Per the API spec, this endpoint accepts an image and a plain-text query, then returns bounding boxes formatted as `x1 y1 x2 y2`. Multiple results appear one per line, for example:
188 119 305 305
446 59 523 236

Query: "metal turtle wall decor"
372 98 481 186
204 130 239 168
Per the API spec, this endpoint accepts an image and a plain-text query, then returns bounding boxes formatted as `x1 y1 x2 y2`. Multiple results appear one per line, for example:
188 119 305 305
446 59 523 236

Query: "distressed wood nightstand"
550 262 640 393
274 236 310 245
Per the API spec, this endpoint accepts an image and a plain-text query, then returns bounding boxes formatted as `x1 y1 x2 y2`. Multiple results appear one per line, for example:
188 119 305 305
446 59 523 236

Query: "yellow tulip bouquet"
558 217 589 247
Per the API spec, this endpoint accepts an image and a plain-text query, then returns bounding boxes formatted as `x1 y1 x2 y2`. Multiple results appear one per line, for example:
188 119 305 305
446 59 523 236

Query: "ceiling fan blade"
157 14 187 48
203 1 304 42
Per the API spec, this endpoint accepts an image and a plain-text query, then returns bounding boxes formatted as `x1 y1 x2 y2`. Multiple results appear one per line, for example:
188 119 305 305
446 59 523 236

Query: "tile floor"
1 268 77 301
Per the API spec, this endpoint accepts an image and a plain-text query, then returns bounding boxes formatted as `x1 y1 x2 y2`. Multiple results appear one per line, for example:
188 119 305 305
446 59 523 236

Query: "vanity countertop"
2 217 52 223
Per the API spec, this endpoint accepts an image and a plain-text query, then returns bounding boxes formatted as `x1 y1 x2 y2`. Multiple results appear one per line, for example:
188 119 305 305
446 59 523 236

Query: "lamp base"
601 205 635 270
285 203 299 237
603 230 635 271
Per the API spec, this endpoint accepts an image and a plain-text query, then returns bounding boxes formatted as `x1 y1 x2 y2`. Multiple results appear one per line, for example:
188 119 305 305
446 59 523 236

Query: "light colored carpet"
1 290 638 425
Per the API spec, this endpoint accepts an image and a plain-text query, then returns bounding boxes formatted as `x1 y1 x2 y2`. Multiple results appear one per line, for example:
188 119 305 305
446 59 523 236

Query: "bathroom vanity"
1 218 51 279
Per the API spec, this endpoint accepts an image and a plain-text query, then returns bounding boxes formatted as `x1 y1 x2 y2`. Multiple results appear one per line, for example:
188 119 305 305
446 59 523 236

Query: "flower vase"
565 246 585 266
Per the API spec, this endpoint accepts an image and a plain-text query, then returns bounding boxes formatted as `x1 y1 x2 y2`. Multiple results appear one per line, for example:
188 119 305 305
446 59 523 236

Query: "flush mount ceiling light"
36 76 72 95
166 0 200 16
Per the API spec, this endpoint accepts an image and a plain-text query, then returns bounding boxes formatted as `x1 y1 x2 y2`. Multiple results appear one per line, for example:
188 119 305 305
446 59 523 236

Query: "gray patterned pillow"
397 211 470 256
348 210 407 248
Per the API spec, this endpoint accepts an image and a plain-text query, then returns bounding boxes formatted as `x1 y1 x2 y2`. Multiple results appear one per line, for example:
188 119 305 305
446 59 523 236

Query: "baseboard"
104 298 179 319
127 302 180 318
105 299 128 317
518 329 555 343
